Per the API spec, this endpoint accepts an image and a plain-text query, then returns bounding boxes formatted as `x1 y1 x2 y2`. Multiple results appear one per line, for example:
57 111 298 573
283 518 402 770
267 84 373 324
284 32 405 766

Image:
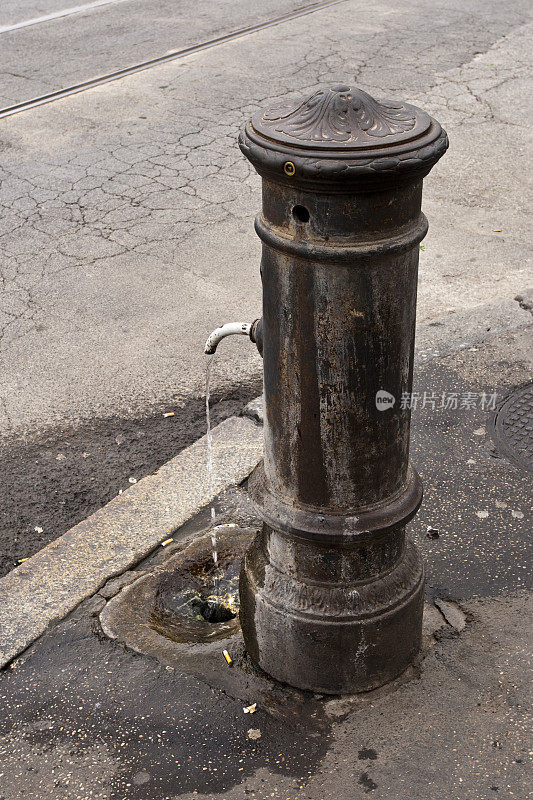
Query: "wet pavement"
409 327 532 600
0 376 260 578
0 327 530 799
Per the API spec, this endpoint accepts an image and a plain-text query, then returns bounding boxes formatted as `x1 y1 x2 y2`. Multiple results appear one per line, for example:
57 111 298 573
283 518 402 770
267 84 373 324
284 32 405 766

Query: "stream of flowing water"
205 355 219 595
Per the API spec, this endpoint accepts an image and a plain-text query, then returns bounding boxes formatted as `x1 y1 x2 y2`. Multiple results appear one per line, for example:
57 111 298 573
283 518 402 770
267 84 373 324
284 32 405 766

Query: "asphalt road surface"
0 0 330 107
0 0 531 574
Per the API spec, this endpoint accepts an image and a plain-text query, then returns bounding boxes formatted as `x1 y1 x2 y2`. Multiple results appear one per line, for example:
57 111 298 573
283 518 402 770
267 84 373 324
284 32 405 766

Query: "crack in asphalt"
0 14 529 349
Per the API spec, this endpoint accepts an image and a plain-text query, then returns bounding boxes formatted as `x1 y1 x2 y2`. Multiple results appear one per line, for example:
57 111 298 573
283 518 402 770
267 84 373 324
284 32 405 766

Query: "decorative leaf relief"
262 85 417 143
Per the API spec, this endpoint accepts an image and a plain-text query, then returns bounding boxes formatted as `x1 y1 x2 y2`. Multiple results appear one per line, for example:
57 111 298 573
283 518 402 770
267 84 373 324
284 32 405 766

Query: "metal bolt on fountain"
206 84 448 694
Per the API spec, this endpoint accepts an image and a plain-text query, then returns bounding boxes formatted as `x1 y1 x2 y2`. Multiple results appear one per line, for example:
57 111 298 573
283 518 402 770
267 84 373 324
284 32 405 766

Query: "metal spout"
204 318 263 356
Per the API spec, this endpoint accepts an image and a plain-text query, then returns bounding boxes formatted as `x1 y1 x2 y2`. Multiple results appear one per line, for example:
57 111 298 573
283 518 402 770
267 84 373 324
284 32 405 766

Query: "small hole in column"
292 205 310 223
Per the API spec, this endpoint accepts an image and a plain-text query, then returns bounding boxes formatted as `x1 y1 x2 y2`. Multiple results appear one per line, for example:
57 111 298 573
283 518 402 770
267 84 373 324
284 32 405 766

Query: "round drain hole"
292 204 310 223
194 596 237 624
490 382 533 473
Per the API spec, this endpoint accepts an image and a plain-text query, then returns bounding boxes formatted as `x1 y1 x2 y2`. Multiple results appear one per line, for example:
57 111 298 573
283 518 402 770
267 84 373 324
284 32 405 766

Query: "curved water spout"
204 319 263 356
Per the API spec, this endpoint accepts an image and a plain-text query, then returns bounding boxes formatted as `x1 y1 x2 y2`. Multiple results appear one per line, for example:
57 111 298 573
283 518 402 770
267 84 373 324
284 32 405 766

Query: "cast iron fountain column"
237 85 448 694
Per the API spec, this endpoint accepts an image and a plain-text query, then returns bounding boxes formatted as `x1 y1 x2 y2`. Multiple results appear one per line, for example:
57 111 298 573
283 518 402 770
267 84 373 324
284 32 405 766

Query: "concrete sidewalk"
0 323 530 799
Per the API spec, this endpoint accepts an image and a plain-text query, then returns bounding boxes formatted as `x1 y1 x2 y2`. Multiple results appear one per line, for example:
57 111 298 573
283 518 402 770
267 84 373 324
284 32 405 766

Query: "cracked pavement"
0 0 531 567
0 3 531 796
0 0 325 106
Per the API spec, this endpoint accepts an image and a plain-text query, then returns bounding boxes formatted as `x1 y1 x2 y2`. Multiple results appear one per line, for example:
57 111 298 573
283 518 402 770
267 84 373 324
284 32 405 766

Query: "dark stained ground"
0 376 261 577
408 327 532 600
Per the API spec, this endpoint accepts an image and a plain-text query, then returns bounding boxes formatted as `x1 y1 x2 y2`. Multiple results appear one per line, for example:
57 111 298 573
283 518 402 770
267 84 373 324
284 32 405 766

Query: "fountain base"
240 528 424 694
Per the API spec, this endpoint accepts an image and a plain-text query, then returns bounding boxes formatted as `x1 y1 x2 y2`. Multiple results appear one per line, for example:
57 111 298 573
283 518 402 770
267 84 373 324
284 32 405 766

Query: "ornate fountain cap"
239 84 447 188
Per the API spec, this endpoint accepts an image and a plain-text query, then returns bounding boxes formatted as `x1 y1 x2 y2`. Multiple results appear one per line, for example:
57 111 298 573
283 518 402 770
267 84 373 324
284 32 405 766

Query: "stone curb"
414 294 532 364
0 415 263 669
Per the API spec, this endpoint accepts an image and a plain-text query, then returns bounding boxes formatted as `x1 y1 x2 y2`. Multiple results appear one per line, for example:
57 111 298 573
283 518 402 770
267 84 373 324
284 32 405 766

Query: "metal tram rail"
0 0 348 120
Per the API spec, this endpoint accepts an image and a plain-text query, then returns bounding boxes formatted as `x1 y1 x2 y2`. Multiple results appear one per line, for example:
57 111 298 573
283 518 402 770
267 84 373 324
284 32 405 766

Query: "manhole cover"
490 383 533 473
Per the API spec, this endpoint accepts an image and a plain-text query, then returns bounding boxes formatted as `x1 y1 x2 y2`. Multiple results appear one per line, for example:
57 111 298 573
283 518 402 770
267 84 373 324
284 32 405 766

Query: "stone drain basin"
99 524 258 674
151 525 247 644
99 519 334 733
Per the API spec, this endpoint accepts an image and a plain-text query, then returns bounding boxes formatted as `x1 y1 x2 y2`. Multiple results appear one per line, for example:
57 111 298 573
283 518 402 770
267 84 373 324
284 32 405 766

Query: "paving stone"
99 571 140 599
241 395 264 424
422 602 447 637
